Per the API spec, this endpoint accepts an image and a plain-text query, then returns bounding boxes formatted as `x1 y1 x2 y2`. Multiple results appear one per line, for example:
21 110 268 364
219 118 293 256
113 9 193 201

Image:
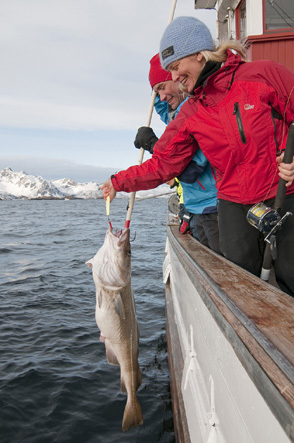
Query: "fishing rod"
246 122 294 281
124 0 178 229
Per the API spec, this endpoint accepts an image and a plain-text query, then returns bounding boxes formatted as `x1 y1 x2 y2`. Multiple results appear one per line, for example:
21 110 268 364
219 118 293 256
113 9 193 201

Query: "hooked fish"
86 227 143 432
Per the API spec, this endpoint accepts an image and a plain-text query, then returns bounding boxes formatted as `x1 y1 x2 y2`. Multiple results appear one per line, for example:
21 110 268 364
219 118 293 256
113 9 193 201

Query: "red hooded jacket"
112 51 294 204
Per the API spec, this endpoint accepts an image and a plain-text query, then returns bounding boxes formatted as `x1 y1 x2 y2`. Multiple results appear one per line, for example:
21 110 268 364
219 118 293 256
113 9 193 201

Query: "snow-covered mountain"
0 167 173 200
51 177 103 199
0 168 102 200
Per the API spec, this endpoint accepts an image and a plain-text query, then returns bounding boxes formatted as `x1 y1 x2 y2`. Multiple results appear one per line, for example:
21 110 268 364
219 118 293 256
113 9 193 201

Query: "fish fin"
99 334 105 343
113 293 125 319
122 394 143 432
105 341 119 366
85 259 93 269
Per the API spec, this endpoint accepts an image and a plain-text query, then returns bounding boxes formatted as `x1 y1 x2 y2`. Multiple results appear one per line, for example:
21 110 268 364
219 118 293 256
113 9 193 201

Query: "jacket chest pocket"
233 102 246 144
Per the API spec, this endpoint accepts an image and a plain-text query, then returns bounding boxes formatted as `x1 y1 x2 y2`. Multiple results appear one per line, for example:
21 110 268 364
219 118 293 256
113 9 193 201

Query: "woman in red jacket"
102 17 294 296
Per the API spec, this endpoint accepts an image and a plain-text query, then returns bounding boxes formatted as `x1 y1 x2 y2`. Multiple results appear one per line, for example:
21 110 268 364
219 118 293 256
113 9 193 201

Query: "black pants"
191 212 221 255
218 195 294 297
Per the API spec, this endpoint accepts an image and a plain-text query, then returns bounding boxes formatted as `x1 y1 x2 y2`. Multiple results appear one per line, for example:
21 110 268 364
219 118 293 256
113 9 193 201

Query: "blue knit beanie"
160 16 214 70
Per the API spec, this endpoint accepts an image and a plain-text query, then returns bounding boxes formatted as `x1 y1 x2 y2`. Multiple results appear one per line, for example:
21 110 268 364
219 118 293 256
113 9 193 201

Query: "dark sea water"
0 198 175 443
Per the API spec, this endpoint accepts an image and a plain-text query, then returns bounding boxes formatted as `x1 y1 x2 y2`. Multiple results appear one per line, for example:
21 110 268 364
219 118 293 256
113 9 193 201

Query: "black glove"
134 126 158 154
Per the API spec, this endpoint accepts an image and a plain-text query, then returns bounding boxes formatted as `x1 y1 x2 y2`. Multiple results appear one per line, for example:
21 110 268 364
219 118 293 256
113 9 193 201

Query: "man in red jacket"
102 17 294 296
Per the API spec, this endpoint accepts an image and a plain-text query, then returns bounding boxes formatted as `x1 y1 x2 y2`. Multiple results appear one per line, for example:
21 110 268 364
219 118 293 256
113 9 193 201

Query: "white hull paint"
163 216 294 442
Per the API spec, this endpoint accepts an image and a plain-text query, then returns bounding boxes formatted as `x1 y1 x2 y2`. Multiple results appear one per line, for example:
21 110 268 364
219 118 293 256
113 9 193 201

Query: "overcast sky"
0 0 217 182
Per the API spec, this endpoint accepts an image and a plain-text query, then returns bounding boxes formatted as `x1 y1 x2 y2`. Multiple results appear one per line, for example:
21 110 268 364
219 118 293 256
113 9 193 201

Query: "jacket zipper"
233 102 246 144
270 104 282 154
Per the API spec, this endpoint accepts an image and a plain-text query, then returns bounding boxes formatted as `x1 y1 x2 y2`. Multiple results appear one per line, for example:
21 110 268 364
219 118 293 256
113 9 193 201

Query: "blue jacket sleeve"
154 95 171 125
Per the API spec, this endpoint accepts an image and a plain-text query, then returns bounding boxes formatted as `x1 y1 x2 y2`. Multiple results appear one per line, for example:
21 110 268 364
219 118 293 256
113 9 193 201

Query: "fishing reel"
246 202 292 252
247 203 281 234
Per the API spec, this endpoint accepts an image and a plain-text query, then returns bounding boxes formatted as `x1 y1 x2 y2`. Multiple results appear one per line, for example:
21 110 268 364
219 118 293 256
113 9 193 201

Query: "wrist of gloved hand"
179 213 192 234
147 136 158 154
134 126 158 154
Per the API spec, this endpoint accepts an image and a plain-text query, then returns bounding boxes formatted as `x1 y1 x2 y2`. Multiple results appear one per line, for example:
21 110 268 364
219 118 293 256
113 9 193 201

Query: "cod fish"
86 227 143 432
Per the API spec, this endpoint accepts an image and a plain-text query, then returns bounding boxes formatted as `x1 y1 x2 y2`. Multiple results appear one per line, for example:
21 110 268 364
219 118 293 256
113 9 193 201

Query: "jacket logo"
244 104 254 110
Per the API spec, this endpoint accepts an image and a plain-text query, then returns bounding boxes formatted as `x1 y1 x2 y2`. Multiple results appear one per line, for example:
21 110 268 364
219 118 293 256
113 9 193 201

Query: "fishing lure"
106 196 113 230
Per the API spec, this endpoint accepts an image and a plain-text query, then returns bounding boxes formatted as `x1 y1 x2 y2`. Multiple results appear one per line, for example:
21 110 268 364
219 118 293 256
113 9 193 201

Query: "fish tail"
122 395 143 432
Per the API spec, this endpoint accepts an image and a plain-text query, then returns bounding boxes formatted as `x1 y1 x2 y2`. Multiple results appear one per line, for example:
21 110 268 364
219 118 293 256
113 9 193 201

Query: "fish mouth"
109 227 130 243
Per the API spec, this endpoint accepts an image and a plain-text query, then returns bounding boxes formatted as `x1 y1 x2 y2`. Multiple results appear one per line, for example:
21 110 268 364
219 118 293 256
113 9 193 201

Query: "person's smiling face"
153 80 184 110
168 54 205 93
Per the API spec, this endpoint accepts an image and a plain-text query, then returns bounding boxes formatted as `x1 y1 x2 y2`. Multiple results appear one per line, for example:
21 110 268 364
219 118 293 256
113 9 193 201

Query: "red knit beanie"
149 53 172 89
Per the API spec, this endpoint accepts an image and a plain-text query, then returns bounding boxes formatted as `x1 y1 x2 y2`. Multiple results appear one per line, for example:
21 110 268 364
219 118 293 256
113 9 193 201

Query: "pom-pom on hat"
160 16 214 70
149 53 172 89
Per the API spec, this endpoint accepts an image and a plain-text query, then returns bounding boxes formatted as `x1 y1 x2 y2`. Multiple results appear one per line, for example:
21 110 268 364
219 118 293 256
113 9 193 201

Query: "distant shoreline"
0 196 105 201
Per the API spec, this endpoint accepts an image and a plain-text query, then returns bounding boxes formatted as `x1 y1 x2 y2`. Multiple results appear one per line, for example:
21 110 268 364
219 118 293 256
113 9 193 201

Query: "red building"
194 0 294 71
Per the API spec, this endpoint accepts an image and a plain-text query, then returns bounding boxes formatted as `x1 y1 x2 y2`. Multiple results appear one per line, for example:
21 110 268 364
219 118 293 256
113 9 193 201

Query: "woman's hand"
101 178 117 201
277 153 294 187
